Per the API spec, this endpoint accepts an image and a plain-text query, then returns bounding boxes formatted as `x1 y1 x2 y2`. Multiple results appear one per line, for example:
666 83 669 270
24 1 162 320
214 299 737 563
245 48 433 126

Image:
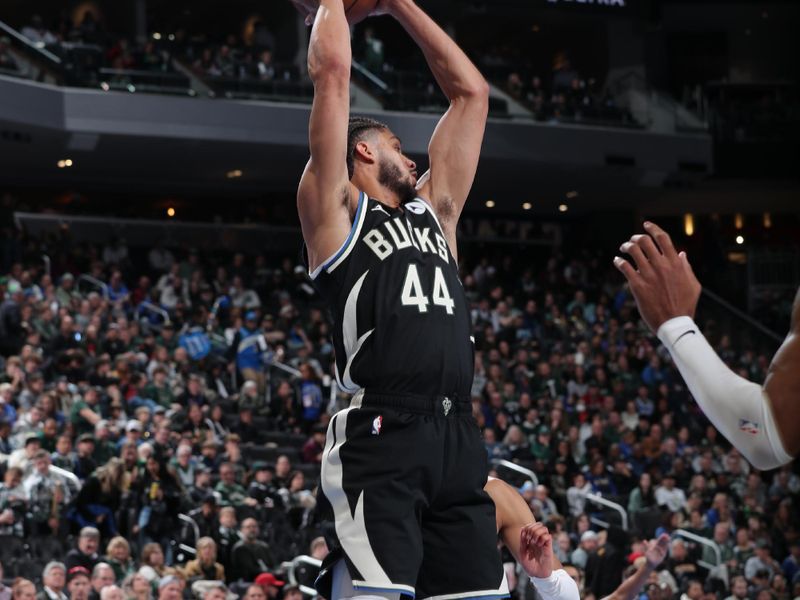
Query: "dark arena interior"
0 1 798 600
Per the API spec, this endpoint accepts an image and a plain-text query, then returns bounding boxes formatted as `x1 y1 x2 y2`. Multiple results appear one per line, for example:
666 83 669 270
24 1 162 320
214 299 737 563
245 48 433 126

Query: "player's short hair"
347 116 389 179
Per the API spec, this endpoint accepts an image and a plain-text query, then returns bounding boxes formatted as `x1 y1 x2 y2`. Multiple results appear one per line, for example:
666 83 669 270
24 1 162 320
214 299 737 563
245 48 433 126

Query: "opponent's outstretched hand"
519 522 554 579
614 221 702 334
644 534 670 568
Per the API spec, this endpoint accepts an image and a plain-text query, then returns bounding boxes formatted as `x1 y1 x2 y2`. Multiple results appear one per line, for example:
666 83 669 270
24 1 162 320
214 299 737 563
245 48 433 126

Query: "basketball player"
486 478 670 600
291 0 503 599
614 221 798 470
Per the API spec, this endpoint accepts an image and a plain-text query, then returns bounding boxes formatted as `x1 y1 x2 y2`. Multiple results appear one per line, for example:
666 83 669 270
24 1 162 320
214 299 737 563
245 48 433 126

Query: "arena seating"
0 199 796 600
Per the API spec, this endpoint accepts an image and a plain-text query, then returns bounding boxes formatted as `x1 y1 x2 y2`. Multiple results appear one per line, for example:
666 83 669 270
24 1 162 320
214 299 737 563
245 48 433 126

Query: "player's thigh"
320 405 433 593
416 493 507 599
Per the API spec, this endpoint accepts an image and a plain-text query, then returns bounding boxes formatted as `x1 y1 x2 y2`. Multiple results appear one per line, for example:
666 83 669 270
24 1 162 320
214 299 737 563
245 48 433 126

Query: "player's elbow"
458 79 490 104
471 79 491 101
745 447 790 471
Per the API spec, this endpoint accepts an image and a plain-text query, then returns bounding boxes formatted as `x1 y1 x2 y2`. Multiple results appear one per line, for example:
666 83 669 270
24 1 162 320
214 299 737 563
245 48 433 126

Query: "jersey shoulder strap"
306 190 368 281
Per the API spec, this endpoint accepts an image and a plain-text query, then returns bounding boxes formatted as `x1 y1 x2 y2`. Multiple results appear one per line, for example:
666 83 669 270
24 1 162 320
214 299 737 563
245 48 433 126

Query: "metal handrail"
0 20 62 64
674 528 721 568
137 301 171 326
281 555 321 597
351 59 389 92
491 459 539 487
178 513 201 546
701 287 784 343
268 359 302 378
77 274 109 299
584 493 628 531
98 67 189 81
50 464 82 491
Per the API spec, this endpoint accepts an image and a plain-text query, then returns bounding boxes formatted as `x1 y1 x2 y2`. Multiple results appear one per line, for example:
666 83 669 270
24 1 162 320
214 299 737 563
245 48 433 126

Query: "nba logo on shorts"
372 415 383 435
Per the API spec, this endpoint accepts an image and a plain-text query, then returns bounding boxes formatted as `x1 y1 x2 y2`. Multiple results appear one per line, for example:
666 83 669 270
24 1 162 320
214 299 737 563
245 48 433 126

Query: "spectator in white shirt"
655 472 687 512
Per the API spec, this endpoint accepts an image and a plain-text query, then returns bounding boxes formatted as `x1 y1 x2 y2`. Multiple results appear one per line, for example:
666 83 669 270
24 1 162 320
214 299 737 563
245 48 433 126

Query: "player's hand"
290 0 320 26
519 523 553 579
614 221 702 334
371 0 406 17
644 533 670 568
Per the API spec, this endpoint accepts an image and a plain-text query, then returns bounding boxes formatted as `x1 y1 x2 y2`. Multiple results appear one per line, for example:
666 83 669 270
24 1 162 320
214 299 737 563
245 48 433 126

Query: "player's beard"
378 157 416 205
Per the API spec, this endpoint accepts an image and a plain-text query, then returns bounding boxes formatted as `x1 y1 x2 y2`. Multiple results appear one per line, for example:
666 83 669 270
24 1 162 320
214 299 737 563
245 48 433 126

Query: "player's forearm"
601 562 653 600
389 0 488 101
308 0 352 81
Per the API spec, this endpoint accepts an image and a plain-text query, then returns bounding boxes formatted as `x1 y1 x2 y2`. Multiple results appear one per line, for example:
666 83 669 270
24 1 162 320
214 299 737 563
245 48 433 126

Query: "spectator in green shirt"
214 462 257 508
70 387 102 437
143 367 175 409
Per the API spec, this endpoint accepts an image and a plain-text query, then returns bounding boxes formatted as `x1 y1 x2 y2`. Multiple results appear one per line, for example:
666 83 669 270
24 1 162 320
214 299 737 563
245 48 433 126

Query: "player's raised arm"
614 222 798 470
386 0 490 256
294 0 358 273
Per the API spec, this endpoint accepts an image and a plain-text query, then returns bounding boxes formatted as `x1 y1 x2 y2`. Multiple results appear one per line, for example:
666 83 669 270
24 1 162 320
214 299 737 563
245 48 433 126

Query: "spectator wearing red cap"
253 574 284 600
67 567 92 600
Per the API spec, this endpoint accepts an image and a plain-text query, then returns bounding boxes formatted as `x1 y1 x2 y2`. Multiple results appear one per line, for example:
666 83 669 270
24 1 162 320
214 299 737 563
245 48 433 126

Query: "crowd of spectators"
0 214 798 600
18 13 175 75
1 218 797 600
496 51 634 125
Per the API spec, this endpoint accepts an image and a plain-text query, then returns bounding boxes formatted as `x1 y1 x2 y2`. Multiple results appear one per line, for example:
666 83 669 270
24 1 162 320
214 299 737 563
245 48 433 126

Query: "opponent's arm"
294 0 358 272
386 0 489 257
614 222 797 468
600 534 669 600
485 479 563 572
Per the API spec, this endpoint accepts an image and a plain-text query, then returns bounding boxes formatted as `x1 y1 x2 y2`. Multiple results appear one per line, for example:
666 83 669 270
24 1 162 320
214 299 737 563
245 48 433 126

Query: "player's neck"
352 175 403 209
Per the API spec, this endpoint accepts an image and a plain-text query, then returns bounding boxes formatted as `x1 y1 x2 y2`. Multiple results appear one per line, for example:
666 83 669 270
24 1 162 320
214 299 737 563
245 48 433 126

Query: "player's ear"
354 140 376 166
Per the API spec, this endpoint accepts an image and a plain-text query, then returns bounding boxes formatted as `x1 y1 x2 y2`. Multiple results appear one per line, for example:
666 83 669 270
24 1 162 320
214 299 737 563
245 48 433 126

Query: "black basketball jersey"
308 191 473 399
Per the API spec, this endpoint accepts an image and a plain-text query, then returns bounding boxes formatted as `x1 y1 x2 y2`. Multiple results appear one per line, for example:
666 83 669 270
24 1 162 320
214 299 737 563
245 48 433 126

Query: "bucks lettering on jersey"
309 192 473 399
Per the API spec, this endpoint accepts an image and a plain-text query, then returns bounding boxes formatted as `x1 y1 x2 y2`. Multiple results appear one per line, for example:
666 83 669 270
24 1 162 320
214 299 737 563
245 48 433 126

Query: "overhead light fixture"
226 169 243 179
558 204 568 213
763 213 772 229
522 202 532 210
684 214 694 237
168 34 175 41
734 213 743 230
57 159 73 169
736 235 744 245
167 207 176 218
566 191 579 199
485 200 495 208
153 32 162 40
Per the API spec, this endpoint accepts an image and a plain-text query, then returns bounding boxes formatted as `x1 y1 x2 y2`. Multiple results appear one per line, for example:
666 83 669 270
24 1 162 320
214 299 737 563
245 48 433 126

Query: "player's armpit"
419 94 489 251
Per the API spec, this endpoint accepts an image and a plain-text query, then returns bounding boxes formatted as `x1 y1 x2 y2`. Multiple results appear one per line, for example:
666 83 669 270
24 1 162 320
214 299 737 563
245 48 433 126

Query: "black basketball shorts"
315 389 508 600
